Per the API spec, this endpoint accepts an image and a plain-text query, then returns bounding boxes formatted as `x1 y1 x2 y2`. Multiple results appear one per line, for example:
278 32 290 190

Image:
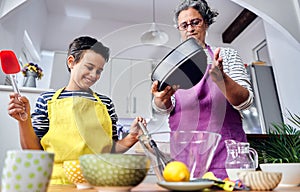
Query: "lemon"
163 161 190 182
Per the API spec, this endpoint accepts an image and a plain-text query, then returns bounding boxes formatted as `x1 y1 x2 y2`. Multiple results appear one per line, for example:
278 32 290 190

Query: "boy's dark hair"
66 36 110 72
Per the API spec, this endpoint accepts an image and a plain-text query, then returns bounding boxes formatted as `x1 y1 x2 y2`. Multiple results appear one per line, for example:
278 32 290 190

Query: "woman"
8 36 146 184
151 0 253 179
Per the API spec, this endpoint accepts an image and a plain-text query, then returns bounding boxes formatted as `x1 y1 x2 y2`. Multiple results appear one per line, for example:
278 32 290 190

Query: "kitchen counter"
47 183 300 192
48 183 166 192
0 85 53 93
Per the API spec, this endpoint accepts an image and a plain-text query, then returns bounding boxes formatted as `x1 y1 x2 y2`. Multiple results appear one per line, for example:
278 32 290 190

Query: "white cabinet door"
92 59 111 96
130 60 152 118
110 58 132 118
110 58 152 118
49 52 69 90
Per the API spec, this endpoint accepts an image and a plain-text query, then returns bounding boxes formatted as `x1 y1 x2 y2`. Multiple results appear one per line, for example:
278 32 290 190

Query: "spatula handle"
10 74 20 94
10 74 28 121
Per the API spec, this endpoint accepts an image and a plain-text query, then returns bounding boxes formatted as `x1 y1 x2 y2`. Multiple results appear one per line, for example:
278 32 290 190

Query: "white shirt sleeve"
219 47 254 111
152 96 175 114
232 90 254 111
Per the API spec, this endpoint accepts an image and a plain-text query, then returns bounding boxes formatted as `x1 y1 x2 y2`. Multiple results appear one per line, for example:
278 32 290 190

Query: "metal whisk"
138 122 173 175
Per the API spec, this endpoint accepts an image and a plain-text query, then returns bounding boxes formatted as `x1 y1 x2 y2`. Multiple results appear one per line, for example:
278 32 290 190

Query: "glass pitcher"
225 140 258 180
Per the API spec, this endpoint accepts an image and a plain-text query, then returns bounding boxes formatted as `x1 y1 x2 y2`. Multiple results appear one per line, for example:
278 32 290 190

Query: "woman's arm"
209 48 253 108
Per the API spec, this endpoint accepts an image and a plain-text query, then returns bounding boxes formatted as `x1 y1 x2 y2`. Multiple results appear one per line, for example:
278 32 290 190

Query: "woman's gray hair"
174 0 219 27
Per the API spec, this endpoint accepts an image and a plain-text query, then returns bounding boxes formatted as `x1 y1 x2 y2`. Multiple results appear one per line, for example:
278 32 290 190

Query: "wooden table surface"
48 183 300 192
48 183 166 192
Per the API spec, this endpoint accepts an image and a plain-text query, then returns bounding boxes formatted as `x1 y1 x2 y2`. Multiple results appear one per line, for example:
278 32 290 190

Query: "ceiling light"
140 0 169 45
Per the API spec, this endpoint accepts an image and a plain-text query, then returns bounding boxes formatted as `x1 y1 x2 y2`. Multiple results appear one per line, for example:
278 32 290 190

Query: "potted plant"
22 62 43 87
22 62 43 80
252 111 300 187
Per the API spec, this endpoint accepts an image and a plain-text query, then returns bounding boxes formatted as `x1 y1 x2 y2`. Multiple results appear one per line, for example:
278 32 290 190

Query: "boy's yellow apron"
41 88 112 184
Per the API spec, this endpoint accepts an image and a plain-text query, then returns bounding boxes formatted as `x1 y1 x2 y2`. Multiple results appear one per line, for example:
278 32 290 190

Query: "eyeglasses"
177 18 203 31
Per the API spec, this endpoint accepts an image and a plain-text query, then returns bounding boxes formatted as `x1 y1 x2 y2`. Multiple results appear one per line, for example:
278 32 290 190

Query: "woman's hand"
209 47 226 83
8 93 30 122
151 81 178 109
208 48 250 106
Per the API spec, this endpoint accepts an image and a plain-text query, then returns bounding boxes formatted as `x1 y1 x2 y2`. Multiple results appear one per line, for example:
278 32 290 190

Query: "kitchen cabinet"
49 51 69 90
109 58 153 118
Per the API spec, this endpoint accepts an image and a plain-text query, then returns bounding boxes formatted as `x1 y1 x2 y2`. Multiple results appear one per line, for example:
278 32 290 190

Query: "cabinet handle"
126 96 130 113
133 97 136 113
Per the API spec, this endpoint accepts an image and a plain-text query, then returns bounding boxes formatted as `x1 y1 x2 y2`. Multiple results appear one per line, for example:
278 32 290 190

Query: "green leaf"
252 111 300 164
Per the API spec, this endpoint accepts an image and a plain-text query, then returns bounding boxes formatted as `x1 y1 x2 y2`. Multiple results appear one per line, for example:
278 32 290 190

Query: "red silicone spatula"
0 50 28 121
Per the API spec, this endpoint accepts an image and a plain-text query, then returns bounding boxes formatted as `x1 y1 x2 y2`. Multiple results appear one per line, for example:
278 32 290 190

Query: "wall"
0 0 26 17
231 0 300 44
0 0 47 85
206 17 266 66
264 22 300 122
0 0 46 52
231 19 266 65
231 0 300 122
43 13 181 60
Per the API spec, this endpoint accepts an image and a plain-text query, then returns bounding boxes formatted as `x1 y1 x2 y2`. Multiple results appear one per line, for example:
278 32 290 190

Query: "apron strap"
92 92 103 103
206 45 214 60
51 87 65 101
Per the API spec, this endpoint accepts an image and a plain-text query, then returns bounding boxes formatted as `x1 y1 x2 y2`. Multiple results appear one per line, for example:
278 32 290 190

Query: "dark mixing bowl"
151 38 207 91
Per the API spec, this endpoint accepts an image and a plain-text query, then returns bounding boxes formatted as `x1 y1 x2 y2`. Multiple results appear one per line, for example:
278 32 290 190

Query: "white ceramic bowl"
237 171 282 190
260 163 300 187
1 150 54 192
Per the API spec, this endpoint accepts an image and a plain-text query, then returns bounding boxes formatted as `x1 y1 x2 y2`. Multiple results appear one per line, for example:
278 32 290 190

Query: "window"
252 40 271 65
